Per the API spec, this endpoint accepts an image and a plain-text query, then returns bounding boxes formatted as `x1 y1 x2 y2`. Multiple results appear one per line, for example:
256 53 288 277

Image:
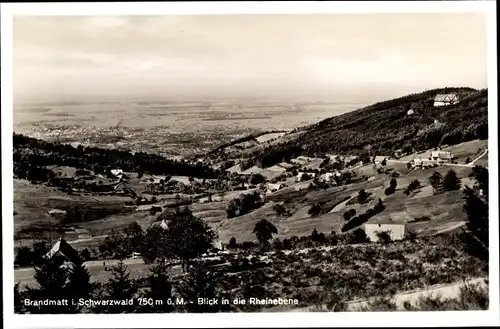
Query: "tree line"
13 134 219 184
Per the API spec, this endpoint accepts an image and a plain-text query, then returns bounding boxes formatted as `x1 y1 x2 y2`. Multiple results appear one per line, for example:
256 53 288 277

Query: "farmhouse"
48 209 67 216
433 94 459 107
411 158 435 168
321 172 341 182
364 223 407 242
75 228 91 240
45 237 81 265
267 183 282 192
431 151 454 163
110 169 123 178
374 156 389 165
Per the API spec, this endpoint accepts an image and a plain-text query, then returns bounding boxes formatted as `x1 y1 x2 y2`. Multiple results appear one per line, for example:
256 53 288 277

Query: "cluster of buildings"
410 150 454 169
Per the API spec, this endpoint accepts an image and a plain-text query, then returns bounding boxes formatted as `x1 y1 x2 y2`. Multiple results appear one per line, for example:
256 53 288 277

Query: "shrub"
343 209 356 221
357 189 368 203
404 179 421 195
343 228 369 244
250 174 265 185
308 204 322 217
384 186 396 195
375 230 392 244
273 204 288 217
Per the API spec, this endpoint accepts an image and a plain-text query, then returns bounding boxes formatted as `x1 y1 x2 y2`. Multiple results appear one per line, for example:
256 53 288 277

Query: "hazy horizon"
13 13 487 103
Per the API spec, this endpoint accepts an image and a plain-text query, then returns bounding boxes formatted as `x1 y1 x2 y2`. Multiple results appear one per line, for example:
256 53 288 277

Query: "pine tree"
65 262 96 313
176 262 224 313
103 262 138 313
470 165 488 195
428 171 444 194
141 262 174 313
461 186 489 260
15 283 25 314
26 257 70 314
442 169 461 191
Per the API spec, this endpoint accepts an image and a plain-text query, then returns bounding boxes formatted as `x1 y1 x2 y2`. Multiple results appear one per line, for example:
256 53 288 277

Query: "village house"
266 182 282 193
296 171 315 182
411 157 435 169
431 151 454 163
110 169 123 178
74 228 91 240
433 93 459 107
374 156 389 166
321 172 341 182
364 223 407 242
45 237 82 266
48 208 67 217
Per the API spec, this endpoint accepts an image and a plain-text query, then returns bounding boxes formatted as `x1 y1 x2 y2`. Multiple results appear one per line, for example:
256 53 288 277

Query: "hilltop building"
433 94 459 107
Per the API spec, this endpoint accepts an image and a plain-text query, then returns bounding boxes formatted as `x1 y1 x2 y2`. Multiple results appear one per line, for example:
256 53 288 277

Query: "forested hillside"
13 134 219 182
251 87 487 168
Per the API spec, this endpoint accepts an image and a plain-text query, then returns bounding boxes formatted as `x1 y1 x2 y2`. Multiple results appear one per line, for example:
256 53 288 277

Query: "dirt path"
469 148 488 166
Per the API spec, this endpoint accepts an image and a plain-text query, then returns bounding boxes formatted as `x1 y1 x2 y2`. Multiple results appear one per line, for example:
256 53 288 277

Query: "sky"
13 13 487 102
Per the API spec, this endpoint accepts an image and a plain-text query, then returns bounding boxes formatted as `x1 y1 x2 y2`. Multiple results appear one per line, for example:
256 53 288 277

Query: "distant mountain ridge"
246 87 487 168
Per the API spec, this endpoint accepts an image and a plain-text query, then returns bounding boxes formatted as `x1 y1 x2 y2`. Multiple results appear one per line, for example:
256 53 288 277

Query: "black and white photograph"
2 1 499 328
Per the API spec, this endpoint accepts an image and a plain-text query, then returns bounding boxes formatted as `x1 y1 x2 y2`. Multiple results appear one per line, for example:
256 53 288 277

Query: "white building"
433 94 459 107
48 209 67 216
407 109 415 116
374 156 389 165
267 183 282 192
431 151 454 162
111 169 123 178
364 223 407 242
321 172 341 181
411 157 435 168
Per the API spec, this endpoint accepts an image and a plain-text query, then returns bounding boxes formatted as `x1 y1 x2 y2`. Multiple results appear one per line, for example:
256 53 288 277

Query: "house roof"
48 209 67 215
365 223 406 228
434 94 459 102
45 237 81 265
